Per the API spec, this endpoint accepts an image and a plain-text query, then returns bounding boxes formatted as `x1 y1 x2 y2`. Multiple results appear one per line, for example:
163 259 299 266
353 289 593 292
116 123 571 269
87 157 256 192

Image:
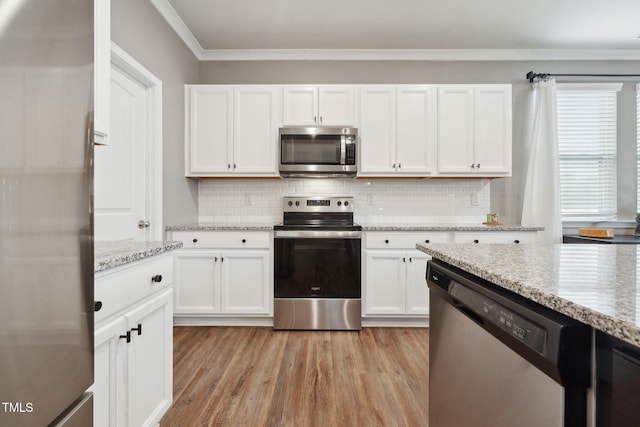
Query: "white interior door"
94 64 148 241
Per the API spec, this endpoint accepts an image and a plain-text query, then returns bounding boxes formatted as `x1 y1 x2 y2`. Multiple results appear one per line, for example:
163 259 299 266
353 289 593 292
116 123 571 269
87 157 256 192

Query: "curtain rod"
526 71 640 82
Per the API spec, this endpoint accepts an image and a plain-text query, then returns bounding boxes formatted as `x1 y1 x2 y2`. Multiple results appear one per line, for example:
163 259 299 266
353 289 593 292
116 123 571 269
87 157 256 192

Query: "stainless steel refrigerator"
0 0 94 425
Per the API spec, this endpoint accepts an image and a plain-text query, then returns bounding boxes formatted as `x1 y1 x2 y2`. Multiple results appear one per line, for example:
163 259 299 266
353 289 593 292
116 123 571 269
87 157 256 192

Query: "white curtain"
521 79 563 244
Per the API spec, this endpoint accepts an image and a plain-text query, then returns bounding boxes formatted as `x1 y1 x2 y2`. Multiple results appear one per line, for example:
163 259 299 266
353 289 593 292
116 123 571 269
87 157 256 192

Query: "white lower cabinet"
93 255 174 427
363 232 450 322
170 231 272 322
452 231 537 244
364 249 429 316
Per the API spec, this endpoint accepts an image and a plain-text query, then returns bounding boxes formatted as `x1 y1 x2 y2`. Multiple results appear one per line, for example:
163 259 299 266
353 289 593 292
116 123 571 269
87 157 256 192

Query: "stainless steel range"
273 196 362 330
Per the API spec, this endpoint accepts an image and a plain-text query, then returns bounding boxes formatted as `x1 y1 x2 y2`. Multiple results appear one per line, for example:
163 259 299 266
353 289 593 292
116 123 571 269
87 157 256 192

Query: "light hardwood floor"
160 327 429 427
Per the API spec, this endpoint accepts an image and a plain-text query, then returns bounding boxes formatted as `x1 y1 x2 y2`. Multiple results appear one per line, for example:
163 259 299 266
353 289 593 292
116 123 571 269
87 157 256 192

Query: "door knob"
138 220 150 229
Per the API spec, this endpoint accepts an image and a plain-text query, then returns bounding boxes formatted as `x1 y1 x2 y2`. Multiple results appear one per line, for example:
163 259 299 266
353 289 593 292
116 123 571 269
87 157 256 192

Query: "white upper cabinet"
185 85 280 177
94 0 110 145
358 85 436 176
437 85 512 176
283 85 354 126
358 86 396 174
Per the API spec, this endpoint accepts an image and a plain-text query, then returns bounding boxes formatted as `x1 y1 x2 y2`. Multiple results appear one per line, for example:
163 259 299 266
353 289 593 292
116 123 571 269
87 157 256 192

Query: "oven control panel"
283 196 354 213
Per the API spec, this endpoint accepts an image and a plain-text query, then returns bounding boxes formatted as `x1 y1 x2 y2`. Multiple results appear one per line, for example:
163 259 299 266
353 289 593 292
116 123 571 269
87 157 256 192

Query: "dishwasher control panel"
451 282 547 355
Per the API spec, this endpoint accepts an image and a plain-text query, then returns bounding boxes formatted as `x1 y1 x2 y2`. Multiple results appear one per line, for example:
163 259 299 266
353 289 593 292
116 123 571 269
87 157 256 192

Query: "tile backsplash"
198 178 490 224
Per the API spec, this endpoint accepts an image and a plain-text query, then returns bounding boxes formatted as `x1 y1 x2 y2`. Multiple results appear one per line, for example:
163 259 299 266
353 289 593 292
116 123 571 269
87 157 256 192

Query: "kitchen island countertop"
416 243 640 347
95 240 183 273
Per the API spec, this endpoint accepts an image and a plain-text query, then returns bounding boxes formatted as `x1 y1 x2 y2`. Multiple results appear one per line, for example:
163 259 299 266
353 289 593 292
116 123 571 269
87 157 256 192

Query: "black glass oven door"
274 237 361 298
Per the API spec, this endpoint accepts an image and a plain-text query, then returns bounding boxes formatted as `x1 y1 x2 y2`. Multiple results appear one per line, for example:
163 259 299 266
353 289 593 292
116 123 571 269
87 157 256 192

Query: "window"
556 83 622 220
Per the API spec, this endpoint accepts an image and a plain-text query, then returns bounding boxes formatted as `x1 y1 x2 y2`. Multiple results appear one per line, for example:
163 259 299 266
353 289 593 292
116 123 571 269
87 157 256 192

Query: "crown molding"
150 0 640 62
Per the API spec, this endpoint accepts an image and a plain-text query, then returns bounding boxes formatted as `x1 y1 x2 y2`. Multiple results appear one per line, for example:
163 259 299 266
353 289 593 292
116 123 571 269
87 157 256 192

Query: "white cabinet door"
93 317 127 427
318 86 354 125
396 86 437 175
405 251 429 315
473 85 512 175
187 86 233 174
234 86 280 174
173 250 219 314
358 86 396 174
125 289 173 427
437 85 474 174
282 86 317 125
220 251 271 314
364 251 405 315
452 231 537 244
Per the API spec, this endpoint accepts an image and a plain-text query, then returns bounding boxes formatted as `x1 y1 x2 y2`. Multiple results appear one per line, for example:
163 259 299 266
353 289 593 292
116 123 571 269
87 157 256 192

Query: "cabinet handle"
227 163 231 169
477 163 480 168
473 239 479 244
514 239 520 244
151 274 162 283
392 163 396 169
319 116 323 124
221 257 224 263
409 257 413 262
119 331 131 343
398 163 402 169
470 163 475 169
214 257 218 262
131 324 142 336
193 238 198 243
94 301 103 312
314 116 317 123
402 257 406 263
233 163 237 169
242 239 246 243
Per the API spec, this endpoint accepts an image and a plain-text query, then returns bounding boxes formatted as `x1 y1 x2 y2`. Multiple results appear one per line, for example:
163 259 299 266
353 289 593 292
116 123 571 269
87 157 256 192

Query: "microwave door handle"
340 135 346 164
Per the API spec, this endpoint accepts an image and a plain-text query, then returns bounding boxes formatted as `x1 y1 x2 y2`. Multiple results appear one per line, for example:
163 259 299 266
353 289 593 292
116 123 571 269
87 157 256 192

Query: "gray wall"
111 0 200 227
200 61 640 224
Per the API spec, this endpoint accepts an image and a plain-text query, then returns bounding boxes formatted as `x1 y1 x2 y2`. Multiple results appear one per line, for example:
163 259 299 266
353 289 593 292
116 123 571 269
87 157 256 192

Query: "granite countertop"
416 243 640 347
363 223 543 232
166 223 275 231
166 222 542 232
95 240 184 273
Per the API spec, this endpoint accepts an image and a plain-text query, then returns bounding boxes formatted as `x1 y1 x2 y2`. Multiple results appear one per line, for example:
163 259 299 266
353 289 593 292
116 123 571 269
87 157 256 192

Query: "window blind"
556 83 621 220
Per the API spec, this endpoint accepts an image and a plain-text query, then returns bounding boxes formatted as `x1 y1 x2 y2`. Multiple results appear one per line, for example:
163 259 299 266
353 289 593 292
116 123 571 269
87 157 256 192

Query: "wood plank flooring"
160 327 429 427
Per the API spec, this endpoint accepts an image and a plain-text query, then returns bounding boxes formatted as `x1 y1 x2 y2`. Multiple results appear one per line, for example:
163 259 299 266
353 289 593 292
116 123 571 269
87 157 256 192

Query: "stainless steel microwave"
279 127 358 178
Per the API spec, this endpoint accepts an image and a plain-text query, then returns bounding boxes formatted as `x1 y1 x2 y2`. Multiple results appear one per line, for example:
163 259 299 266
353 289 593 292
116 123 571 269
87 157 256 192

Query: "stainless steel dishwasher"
427 259 591 427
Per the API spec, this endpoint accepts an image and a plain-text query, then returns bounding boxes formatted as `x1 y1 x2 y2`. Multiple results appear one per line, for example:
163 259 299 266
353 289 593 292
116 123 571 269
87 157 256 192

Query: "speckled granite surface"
363 223 543 232
167 222 541 232
95 241 183 273
166 223 274 231
417 243 640 347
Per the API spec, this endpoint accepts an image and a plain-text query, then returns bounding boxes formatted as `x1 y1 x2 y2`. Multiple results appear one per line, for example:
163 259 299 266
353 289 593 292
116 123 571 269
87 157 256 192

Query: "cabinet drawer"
366 231 451 249
95 254 173 324
171 231 271 249
452 231 536 244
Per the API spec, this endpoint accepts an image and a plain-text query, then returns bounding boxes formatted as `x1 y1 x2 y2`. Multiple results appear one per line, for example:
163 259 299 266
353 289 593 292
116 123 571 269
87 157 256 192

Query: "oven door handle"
274 230 362 239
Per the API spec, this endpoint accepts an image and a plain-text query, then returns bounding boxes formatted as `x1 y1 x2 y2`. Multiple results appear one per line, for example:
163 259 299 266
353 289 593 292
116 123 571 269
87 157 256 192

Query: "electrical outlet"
367 194 375 205
244 193 253 206
470 193 479 207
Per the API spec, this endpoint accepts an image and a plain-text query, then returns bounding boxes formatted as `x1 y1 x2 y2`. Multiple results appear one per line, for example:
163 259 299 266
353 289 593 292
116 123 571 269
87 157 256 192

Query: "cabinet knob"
94 301 103 312
425 239 430 244
514 239 520 244
385 239 389 244
392 163 396 169
242 239 246 243
398 163 402 168
131 324 142 336
151 274 162 283
402 257 406 263
227 163 231 169
193 238 198 243
473 239 479 244
470 163 475 169
214 257 218 262
477 163 480 168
